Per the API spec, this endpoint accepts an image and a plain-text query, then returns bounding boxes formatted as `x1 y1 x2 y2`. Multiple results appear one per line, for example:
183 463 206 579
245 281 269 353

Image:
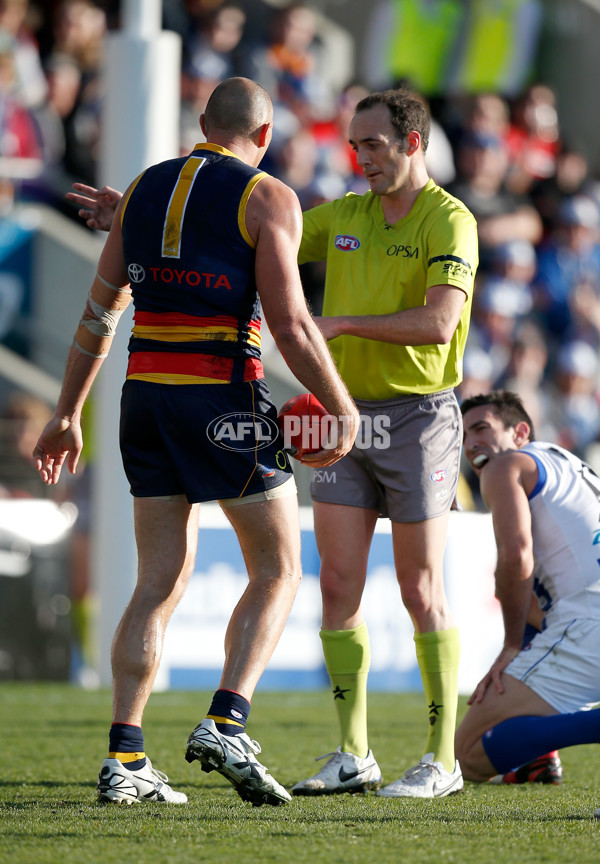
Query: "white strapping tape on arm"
96 272 129 293
80 295 125 337
72 337 109 359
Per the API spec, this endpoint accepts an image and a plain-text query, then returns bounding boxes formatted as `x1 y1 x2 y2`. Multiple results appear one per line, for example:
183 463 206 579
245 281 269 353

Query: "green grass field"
1 685 599 864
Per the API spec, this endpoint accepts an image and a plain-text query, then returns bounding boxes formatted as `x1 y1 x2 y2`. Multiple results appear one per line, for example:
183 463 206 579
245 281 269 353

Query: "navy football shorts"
119 378 293 503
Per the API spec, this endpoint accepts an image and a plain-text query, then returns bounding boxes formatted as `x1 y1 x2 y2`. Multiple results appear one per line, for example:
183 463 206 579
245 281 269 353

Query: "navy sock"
206 689 251 735
483 710 600 774
109 722 146 770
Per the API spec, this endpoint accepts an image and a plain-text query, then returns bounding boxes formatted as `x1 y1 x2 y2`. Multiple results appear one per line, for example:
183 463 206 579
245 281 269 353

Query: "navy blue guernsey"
120 142 267 384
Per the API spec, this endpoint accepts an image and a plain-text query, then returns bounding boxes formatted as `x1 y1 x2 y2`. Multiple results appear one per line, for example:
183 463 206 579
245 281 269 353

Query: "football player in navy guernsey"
456 391 600 786
33 77 358 807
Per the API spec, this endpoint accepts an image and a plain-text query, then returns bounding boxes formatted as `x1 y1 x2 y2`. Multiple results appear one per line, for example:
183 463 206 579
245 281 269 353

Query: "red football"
278 393 329 458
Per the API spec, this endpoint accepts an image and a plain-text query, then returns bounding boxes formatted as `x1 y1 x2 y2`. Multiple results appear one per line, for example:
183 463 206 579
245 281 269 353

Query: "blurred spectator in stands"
456 345 494 403
41 50 77 154
496 317 556 441
271 125 320 208
444 91 510 157
42 0 106 186
167 0 273 54
531 145 591 238
179 59 215 154
178 4 252 155
0 32 42 160
568 278 600 352
505 84 561 195
533 194 600 343
309 82 370 193
438 92 510 184
491 237 537 288
546 340 600 460
248 3 335 120
183 2 246 83
469 272 533 383
0 391 53 498
448 129 543 272
464 92 510 141
49 0 104 70
32 46 86 213
0 3 88 208
0 0 47 109
246 3 356 177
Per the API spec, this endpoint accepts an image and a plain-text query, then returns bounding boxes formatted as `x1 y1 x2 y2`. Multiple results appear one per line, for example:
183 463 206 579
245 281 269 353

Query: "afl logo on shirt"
431 468 447 483
128 263 145 283
335 235 360 251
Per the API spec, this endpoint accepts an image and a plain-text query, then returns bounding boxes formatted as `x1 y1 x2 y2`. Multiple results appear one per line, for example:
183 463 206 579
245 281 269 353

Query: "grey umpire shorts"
310 389 462 523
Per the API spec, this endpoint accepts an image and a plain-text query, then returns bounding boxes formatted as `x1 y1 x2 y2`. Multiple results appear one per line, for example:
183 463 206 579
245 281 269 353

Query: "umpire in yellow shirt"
292 88 478 799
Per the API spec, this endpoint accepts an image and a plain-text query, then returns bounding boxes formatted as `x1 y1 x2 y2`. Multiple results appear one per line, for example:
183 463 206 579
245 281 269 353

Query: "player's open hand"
468 645 520 704
300 411 359 467
32 417 83 485
66 183 121 232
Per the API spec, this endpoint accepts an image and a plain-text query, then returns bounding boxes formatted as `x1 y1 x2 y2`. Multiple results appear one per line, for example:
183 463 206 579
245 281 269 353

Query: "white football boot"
292 747 382 795
97 757 188 804
377 753 463 798
185 718 291 807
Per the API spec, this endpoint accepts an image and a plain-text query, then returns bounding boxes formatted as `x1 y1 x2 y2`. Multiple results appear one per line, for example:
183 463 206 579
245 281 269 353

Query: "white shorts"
506 617 600 713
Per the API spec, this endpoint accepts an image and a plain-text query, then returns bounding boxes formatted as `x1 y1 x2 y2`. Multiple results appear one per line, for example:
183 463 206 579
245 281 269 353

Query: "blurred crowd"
3 0 600 506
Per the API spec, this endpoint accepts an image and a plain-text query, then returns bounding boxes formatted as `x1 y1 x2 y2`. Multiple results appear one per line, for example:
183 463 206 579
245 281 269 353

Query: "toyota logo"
128 263 145 283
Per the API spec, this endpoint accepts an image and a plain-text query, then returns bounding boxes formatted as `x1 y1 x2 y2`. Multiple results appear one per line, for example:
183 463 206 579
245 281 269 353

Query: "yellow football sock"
414 627 460 773
320 623 370 758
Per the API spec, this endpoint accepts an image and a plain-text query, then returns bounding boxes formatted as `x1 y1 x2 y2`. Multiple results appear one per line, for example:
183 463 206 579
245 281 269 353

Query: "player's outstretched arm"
33 194 131 485
248 176 359 465
66 183 122 231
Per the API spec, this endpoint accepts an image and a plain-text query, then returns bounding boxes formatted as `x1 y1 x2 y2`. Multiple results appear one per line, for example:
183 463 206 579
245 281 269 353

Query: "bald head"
204 77 273 138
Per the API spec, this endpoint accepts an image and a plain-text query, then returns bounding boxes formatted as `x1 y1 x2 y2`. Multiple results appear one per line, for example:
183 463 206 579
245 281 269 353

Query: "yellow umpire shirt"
299 179 478 400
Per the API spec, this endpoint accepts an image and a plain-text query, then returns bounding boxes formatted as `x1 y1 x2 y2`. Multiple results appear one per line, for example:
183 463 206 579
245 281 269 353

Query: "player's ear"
514 420 531 446
406 131 421 155
257 121 272 149
199 114 208 137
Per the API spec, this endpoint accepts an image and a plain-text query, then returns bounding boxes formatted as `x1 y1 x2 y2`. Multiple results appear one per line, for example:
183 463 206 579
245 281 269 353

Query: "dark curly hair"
355 88 430 153
460 390 536 441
